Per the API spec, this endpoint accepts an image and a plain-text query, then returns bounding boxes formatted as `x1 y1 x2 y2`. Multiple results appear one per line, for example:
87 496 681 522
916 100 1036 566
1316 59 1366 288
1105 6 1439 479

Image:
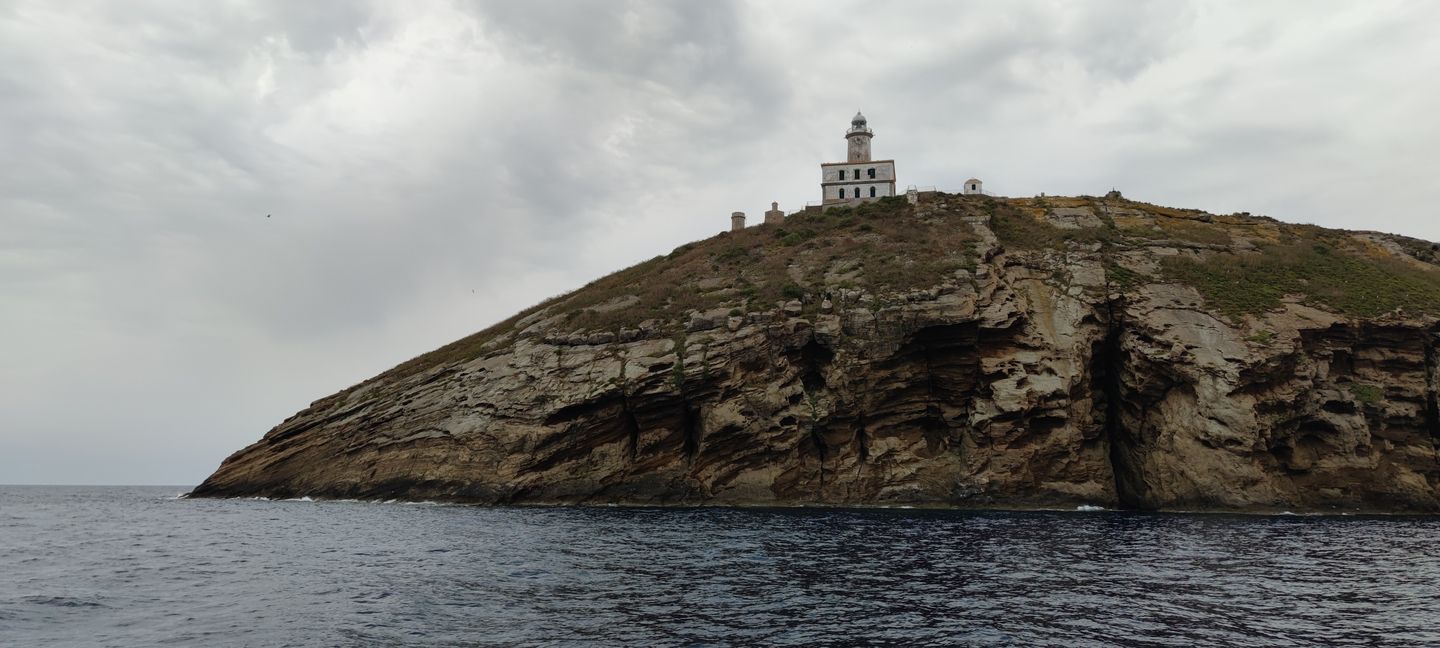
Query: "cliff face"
192 194 1440 511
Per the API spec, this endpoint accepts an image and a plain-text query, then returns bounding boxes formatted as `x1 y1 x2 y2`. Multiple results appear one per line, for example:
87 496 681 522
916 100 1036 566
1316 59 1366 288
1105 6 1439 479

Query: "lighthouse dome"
851 111 867 126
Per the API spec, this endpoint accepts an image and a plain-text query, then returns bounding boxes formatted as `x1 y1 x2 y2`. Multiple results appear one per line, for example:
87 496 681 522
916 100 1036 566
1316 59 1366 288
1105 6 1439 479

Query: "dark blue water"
2 487 1439 647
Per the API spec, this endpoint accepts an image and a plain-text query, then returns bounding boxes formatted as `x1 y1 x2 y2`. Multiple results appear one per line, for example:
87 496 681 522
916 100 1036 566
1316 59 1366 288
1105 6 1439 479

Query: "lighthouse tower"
821 111 897 206
846 111 873 162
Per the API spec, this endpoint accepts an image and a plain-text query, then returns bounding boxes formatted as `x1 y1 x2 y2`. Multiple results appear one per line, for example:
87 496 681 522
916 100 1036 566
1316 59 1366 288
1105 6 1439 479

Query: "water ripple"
2 487 1439 646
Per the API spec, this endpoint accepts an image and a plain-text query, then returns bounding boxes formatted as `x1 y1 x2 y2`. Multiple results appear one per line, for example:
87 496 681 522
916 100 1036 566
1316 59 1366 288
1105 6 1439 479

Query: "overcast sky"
4 1 1438 485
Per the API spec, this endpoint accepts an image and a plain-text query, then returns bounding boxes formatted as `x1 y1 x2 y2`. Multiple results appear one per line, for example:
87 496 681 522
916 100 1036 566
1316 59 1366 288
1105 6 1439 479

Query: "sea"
1 486 1438 647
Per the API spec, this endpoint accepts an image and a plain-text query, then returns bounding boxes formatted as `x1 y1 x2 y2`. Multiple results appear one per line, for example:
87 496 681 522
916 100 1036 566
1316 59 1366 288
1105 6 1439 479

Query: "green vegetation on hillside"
988 197 1440 319
989 206 1109 249
371 193 1440 387
990 197 1240 250
1161 240 1440 319
560 196 980 333
373 195 985 384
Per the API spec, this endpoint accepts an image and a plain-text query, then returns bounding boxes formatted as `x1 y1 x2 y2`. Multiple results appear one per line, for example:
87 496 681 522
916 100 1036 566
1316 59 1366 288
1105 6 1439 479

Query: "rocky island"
192 193 1440 512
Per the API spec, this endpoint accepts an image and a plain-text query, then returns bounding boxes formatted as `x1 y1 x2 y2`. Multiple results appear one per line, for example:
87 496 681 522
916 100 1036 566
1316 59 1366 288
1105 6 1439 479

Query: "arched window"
839 169 846 180
853 187 860 198
869 186 876 197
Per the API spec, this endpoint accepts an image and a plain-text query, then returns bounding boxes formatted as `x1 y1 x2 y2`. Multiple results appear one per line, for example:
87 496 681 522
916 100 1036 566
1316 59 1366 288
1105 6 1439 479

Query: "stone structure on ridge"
820 111 897 205
729 211 746 232
764 202 784 225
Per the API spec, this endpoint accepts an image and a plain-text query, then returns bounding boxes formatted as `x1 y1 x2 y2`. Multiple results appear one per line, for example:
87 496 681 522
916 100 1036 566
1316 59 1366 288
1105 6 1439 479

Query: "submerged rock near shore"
193 194 1440 512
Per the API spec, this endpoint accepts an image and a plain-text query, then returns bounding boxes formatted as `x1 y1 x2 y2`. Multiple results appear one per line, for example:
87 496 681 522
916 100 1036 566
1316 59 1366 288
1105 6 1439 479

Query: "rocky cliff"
192 194 1440 512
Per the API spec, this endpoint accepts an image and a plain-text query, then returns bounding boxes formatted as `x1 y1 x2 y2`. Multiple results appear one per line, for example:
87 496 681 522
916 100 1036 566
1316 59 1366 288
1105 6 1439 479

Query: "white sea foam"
1075 505 1106 512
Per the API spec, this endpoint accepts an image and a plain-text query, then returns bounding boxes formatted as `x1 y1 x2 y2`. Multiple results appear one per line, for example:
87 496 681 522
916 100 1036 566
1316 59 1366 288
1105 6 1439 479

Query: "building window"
853 187 860 198
868 168 876 179
839 169 846 180
870 186 876 197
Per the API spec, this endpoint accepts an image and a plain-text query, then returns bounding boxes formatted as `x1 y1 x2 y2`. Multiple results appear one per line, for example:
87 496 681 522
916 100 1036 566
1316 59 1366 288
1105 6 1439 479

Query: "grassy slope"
368 194 1440 389
371 195 979 385
1161 237 1440 319
991 196 1440 320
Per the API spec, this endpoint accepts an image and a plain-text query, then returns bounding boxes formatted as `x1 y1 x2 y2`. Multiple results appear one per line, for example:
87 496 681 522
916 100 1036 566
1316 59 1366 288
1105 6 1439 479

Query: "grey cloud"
2 1 1437 485
869 2 1194 131
464 1 792 144
466 1 757 87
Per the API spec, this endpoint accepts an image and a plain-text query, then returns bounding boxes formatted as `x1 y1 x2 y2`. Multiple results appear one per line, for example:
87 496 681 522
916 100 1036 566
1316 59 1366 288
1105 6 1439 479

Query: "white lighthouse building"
820 111 897 205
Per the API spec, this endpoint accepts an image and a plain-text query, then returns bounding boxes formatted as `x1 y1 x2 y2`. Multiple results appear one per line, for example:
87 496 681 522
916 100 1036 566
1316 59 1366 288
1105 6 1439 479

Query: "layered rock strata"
193 196 1440 512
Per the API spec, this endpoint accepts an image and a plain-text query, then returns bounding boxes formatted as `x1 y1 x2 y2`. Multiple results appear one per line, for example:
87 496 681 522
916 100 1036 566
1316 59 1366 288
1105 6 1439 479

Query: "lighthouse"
846 111 873 162
820 112 897 205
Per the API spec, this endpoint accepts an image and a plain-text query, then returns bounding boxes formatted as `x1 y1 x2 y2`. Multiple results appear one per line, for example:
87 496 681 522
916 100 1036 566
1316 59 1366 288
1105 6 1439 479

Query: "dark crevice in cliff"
798 339 834 392
622 399 642 462
854 414 870 463
1425 335 1440 442
1095 302 1148 509
528 392 641 473
895 322 981 455
795 337 837 484
1423 334 1440 476
681 403 702 461
809 424 829 486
